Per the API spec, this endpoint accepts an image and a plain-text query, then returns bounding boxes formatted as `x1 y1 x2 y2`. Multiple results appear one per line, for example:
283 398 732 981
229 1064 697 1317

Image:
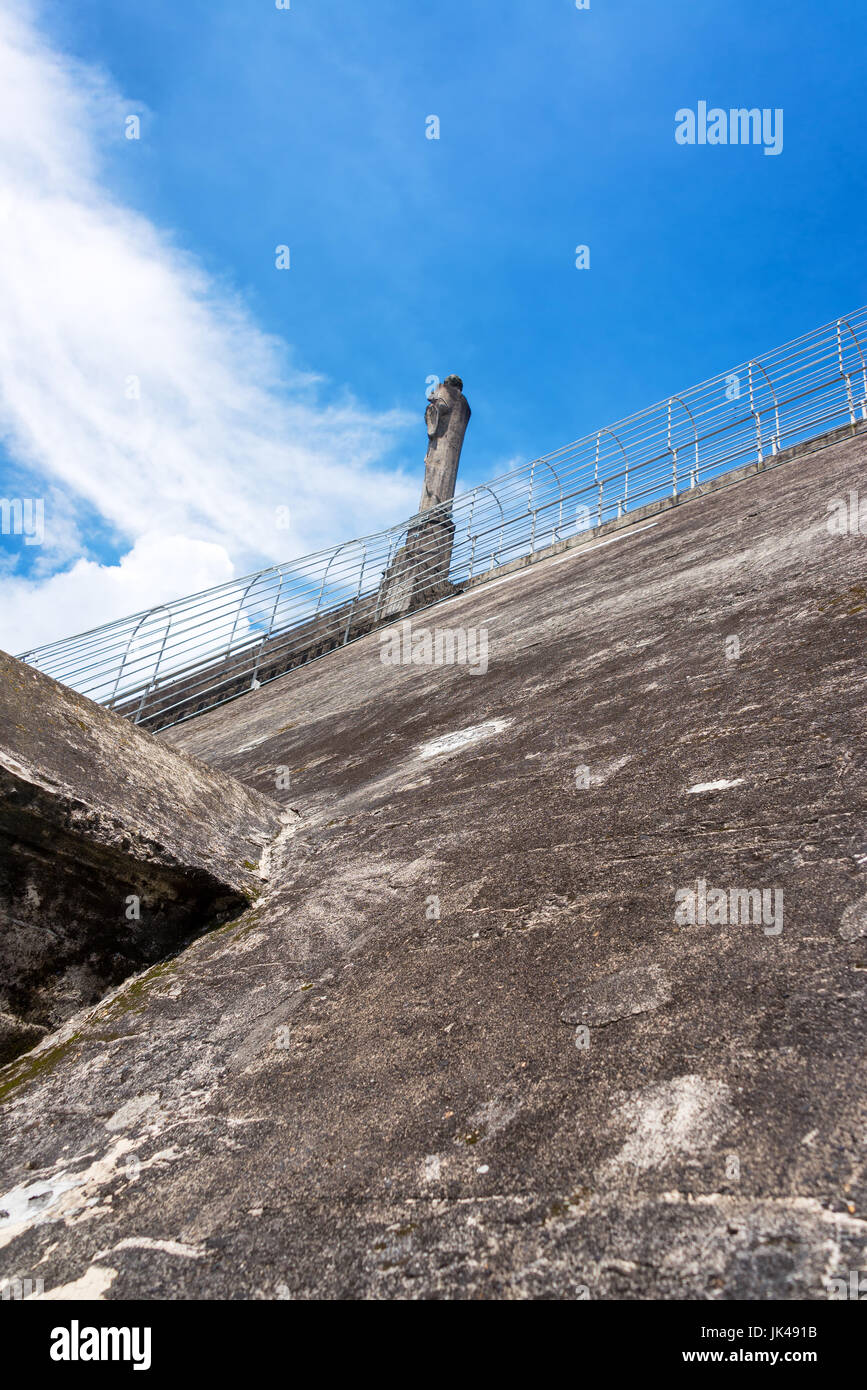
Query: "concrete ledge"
462 418 867 590
0 650 284 1061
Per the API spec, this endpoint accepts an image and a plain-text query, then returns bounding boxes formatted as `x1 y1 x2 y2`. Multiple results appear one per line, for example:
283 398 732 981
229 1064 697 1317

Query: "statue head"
443 374 463 393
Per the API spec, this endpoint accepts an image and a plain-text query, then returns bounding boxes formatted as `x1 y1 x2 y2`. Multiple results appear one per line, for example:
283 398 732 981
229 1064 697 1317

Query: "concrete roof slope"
1 430 865 1299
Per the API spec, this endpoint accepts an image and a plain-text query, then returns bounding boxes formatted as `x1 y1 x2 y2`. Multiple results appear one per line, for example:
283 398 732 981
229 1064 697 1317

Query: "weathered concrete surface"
0 653 283 1060
0 430 864 1299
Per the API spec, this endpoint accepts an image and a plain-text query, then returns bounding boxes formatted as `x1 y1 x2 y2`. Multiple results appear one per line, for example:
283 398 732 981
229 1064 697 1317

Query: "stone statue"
375 374 470 619
418 375 472 513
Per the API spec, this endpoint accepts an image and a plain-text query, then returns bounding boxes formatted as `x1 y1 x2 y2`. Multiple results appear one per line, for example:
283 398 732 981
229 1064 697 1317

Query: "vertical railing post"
548 461 564 542
225 575 263 659
748 362 763 462
343 544 367 644
528 462 537 554
466 493 478 578
839 321 857 424
110 612 152 708
134 613 172 724
595 433 602 525
838 318 867 420
251 573 285 688
668 400 678 496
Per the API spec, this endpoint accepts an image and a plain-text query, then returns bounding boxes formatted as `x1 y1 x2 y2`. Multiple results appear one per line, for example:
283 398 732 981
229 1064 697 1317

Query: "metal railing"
18 306 867 729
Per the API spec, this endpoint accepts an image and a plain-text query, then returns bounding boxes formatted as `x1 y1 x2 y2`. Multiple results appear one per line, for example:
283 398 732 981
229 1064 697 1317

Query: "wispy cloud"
0 0 417 653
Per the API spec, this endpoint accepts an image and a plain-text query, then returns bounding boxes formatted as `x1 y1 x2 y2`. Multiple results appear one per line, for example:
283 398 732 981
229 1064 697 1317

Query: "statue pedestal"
376 512 457 621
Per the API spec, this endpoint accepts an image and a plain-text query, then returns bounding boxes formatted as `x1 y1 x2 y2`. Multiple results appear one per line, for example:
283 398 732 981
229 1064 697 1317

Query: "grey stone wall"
0 651 283 1061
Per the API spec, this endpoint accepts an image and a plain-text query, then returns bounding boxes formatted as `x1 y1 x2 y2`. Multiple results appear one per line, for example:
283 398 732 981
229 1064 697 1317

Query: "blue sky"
1 0 865 650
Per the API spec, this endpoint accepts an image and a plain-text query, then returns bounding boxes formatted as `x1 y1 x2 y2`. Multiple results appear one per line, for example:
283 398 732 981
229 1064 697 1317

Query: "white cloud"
0 1 418 654
1 532 235 659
